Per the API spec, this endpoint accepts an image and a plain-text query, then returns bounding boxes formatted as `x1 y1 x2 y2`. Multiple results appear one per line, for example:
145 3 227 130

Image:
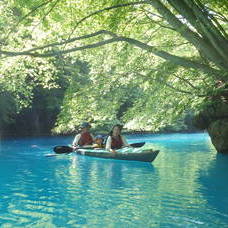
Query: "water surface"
0 133 227 227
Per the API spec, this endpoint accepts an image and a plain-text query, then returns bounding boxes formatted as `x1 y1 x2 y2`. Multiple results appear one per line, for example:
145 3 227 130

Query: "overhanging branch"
0 30 223 80
0 37 120 57
5 0 54 40
136 72 205 97
68 1 150 38
31 0 62 32
148 0 228 70
20 30 115 53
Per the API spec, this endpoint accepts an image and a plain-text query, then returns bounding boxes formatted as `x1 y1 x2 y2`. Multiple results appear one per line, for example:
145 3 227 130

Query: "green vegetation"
0 0 227 136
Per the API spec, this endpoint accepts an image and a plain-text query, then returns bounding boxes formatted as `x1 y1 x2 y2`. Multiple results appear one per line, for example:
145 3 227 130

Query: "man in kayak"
72 122 94 148
105 124 130 153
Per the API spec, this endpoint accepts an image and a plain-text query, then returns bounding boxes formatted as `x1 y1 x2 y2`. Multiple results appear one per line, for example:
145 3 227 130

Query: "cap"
95 135 103 140
80 122 91 129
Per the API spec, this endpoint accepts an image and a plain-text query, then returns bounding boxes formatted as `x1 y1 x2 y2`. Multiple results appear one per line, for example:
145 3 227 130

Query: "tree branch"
18 30 115 53
205 6 228 23
158 78 204 96
5 0 54 40
138 72 205 97
143 11 175 31
68 1 150 39
183 0 228 62
148 0 228 70
172 73 199 90
31 0 62 32
141 8 176 31
0 30 223 80
116 35 222 78
0 36 120 57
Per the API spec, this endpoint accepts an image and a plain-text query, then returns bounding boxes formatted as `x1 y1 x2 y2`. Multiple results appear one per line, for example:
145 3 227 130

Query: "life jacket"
111 135 123 149
78 132 93 146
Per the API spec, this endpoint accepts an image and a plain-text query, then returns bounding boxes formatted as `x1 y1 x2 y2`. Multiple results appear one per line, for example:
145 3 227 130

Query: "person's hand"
92 144 99 148
72 145 78 151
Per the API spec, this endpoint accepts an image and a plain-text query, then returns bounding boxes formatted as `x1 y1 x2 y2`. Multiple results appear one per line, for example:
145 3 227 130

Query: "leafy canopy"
0 0 227 132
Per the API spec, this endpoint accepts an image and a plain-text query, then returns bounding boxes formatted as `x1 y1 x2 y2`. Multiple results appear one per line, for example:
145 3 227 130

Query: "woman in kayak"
72 122 94 148
105 124 130 153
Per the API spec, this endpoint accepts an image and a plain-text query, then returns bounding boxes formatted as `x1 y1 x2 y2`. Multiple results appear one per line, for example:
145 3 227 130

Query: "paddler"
72 122 94 148
105 124 130 153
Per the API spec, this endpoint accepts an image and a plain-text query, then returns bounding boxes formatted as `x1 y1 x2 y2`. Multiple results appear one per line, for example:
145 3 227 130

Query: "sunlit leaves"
0 0 227 133
0 55 59 112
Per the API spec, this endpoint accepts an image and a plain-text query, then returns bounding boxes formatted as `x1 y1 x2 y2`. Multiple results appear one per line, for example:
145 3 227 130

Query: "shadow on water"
199 153 228 215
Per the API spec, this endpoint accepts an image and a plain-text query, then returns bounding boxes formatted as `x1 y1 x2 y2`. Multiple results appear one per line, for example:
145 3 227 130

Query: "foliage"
0 90 17 130
0 0 227 134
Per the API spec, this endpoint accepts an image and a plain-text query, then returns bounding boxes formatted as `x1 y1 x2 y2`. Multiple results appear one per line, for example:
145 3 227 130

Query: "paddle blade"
53 143 145 154
53 146 73 154
130 142 145 148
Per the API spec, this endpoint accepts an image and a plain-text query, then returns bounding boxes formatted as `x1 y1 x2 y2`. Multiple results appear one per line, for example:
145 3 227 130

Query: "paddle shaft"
53 142 145 154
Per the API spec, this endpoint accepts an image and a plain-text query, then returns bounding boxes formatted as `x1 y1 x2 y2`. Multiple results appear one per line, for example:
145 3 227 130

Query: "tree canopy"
0 0 227 133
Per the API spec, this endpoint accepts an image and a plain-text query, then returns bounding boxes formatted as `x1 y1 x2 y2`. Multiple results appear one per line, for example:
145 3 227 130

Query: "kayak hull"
75 149 159 162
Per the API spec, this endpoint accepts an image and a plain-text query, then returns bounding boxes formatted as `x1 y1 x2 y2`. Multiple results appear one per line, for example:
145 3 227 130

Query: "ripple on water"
0 133 228 227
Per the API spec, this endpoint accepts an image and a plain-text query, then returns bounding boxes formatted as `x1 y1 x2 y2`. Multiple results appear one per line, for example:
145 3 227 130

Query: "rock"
193 112 210 129
207 119 228 154
193 101 228 153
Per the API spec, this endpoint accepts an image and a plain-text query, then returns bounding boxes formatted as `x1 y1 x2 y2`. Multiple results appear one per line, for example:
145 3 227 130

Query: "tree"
0 0 227 152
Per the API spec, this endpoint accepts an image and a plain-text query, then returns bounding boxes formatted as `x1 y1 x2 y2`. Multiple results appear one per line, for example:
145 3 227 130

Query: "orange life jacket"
111 135 123 149
78 132 93 146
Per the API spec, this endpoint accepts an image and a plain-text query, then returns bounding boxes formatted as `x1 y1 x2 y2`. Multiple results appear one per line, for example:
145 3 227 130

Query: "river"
0 133 227 227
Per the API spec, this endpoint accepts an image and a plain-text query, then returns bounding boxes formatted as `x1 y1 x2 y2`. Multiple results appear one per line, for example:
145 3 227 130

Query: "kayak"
74 148 159 162
49 142 160 162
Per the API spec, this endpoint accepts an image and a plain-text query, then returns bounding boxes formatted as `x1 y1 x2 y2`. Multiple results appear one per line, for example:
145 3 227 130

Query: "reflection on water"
0 133 228 227
199 153 228 217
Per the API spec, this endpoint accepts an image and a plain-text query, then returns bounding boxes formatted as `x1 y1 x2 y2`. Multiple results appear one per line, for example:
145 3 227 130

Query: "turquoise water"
0 133 228 227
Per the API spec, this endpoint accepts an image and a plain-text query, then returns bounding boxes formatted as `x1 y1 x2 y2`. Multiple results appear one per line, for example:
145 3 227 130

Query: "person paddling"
72 122 94 149
105 124 130 153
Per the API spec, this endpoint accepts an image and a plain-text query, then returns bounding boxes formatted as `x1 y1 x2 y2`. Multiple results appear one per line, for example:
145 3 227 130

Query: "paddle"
45 145 96 157
129 142 145 148
53 142 145 154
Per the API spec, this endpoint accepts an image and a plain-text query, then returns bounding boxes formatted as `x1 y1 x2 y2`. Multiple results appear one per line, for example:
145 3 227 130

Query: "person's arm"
105 136 112 150
72 134 81 148
90 133 95 142
121 135 130 147
105 136 116 153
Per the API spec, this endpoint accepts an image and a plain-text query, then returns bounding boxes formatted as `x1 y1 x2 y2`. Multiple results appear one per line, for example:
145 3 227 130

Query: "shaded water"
0 133 228 227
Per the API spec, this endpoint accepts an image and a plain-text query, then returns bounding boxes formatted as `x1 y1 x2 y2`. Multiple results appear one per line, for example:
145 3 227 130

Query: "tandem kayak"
75 148 159 162
49 143 160 162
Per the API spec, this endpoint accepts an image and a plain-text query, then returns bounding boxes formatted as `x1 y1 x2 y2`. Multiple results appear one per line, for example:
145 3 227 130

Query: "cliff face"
194 102 228 154
207 119 228 153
